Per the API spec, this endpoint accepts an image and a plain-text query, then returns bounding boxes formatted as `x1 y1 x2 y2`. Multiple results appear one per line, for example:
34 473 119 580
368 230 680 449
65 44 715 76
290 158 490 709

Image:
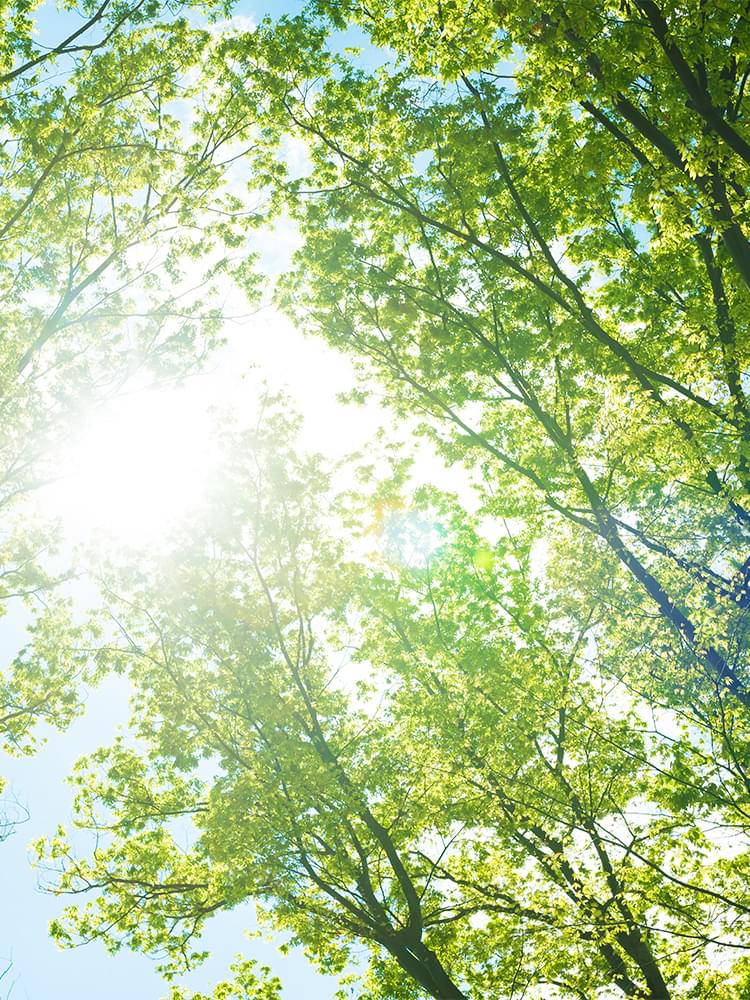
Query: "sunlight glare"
44 388 214 547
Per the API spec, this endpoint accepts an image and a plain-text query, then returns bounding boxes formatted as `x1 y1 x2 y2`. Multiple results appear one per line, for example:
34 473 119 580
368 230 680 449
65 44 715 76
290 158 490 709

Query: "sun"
42 386 214 547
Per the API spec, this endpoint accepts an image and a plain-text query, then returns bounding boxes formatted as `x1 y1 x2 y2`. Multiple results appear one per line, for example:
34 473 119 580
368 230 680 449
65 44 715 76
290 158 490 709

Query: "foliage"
34 413 750 999
162 958 282 999
9 2 750 999
0 0 258 831
214 3 750 725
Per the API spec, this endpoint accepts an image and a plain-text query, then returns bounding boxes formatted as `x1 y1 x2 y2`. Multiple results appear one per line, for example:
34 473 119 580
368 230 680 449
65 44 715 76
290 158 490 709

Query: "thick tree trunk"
387 938 469 999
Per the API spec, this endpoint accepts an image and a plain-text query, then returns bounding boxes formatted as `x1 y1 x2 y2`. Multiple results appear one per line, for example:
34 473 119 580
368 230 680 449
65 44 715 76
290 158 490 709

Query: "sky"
0 1 400 997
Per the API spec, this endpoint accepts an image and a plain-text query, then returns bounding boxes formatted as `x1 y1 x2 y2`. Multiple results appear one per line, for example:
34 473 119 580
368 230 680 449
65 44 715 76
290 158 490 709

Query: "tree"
37 412 750 998
0 0 258 825
315 0 750 290
15 4 750 997
203 6 750 728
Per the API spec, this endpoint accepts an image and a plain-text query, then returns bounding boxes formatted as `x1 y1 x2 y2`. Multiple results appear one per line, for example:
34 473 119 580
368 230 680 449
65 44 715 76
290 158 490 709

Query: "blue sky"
1 1 382 997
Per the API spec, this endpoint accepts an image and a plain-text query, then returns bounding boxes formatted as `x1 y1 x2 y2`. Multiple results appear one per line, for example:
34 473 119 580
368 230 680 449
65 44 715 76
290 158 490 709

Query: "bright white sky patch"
35 307 392 548
40 386 215 546
33 299 474 551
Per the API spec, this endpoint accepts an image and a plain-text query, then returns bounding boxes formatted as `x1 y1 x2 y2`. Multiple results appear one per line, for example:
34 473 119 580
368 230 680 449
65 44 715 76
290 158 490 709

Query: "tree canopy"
0 0 256 812
3 1 750 999
40 409 750 998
